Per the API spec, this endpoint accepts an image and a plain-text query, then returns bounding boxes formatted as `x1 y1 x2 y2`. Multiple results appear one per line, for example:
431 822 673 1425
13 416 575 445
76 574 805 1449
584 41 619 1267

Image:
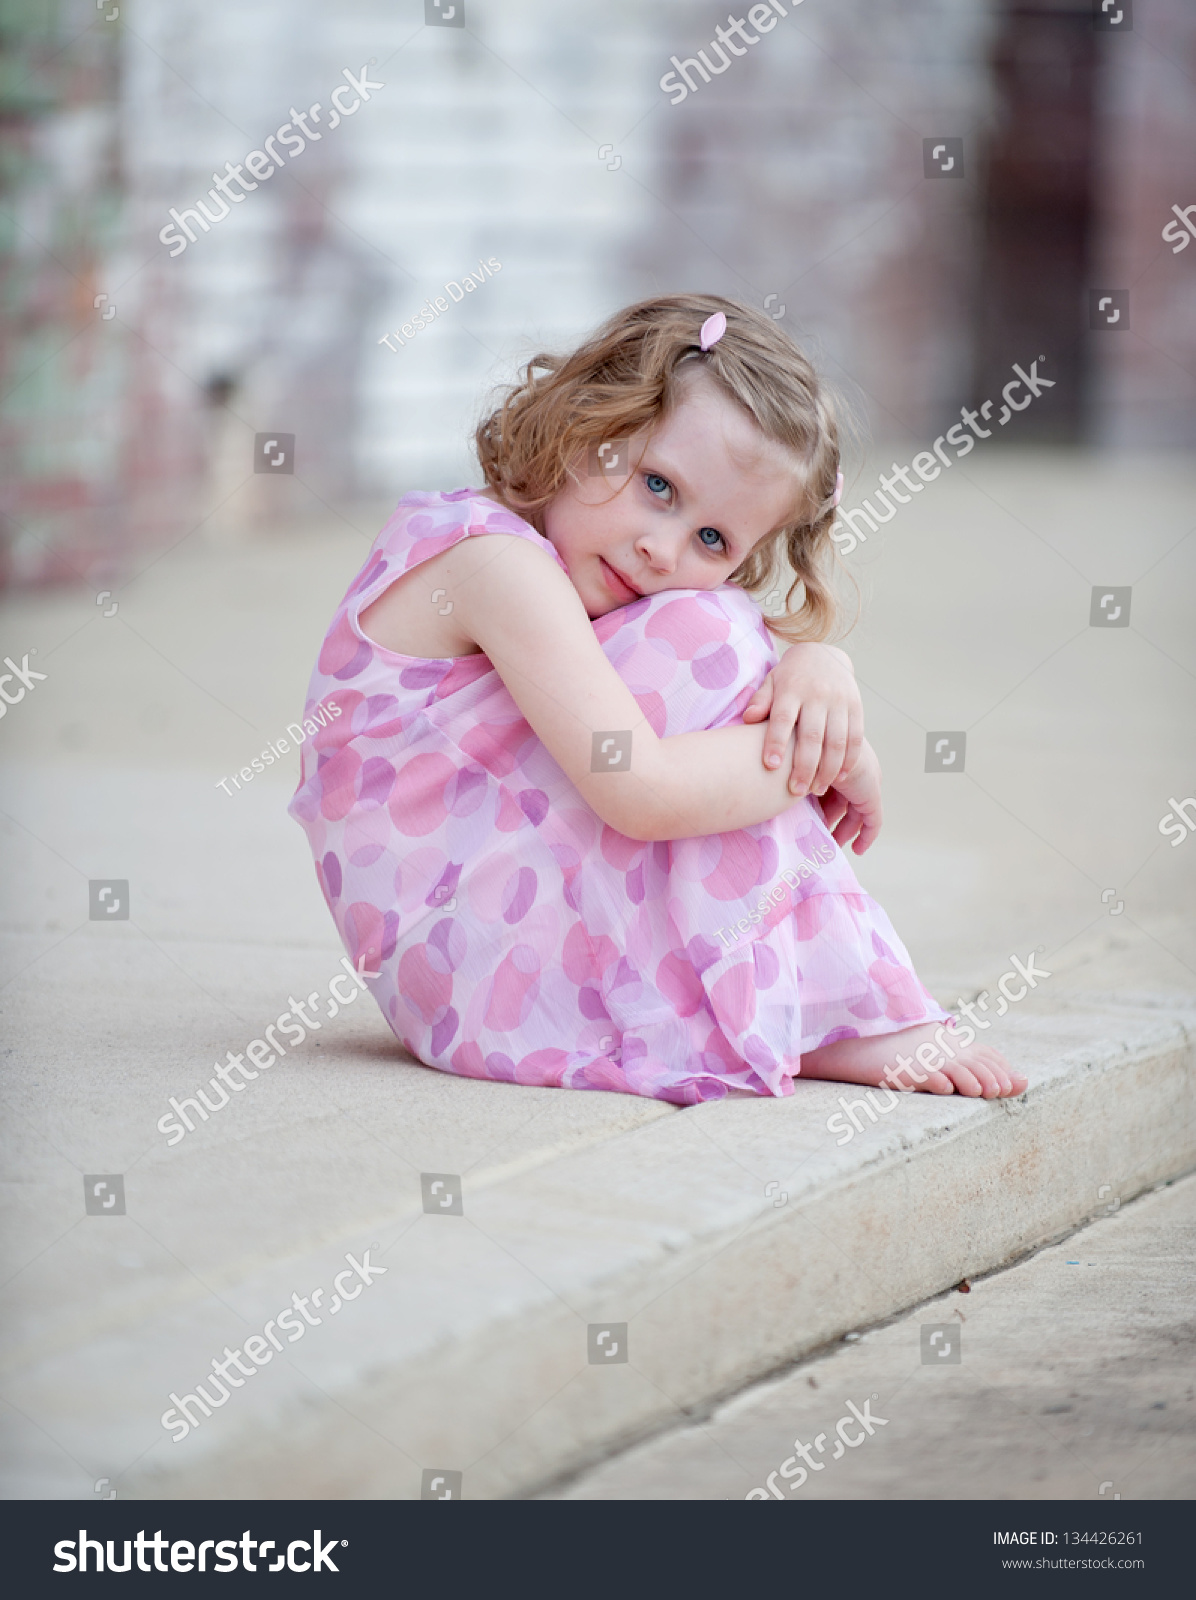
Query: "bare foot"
799 1020 1028 1098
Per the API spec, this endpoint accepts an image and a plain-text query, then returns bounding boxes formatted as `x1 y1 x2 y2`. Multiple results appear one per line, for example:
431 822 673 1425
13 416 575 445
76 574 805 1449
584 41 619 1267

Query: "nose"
634 523 683 575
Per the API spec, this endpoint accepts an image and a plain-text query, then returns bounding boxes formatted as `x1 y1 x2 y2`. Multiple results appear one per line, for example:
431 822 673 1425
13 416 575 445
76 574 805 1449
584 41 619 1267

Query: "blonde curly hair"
475 292 843 643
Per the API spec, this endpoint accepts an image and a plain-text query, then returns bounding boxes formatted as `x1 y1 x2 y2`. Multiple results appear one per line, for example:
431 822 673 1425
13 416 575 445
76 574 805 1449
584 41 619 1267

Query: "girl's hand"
742 643 864 798
817 739 883 854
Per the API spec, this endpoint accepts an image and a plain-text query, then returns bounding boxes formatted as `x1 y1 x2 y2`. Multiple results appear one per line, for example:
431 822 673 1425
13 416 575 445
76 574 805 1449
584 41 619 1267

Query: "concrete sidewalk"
552 1170 1196 1501
1 967 1192 1499
1 450 1194 1498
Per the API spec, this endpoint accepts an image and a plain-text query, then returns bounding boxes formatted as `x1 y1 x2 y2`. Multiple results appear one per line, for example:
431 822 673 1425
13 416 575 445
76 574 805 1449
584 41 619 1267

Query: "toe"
985 1049 1028 1096
971 1060 1003 1098
974 1048 1016 1096
975 1061 1007 1095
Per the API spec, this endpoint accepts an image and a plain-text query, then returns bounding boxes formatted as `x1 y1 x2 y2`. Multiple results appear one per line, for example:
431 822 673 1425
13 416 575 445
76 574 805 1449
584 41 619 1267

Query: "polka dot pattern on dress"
288 489 950 1104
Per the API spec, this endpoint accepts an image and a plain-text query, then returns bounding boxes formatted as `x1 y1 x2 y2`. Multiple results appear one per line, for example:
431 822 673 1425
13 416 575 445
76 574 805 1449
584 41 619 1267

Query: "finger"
789 706 826 794
742 676 773 722
833 822 859 853
765 696 801 772
811 708 850 796
820 792 849 832
830 804 861 848
843 699 864 777
850 806 883 854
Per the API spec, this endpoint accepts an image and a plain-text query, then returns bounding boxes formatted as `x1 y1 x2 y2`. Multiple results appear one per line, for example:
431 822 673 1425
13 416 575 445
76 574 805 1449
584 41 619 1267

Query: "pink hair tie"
699 312 726 351
831 470 843 508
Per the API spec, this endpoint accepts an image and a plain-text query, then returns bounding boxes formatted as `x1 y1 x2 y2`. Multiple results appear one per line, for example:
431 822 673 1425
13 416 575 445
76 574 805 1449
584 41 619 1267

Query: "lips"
600 558 641 600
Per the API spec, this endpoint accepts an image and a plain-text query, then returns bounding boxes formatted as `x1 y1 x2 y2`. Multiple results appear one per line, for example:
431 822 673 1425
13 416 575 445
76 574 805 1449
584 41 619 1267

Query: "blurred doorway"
974 0 1099 442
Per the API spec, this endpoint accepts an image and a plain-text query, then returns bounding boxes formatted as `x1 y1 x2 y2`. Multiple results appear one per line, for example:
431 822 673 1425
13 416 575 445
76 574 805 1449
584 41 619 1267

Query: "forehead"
648 372 805 522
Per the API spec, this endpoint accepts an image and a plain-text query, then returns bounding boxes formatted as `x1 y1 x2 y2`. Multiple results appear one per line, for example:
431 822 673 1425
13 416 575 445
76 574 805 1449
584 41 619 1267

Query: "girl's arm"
445 534 803 843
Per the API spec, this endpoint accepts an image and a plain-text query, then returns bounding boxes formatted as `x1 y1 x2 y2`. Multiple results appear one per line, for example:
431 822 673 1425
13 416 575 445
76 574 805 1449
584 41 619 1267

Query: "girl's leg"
590 582 780 739
592 586 1025 1101
574 585 797 1101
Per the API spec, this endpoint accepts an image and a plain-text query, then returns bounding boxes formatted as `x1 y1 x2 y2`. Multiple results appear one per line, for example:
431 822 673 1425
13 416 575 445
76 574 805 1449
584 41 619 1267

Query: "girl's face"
542 372 803 619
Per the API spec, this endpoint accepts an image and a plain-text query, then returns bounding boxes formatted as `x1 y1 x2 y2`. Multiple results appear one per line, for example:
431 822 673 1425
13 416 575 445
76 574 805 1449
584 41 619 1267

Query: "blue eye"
698 527 725 550
645 473 670 496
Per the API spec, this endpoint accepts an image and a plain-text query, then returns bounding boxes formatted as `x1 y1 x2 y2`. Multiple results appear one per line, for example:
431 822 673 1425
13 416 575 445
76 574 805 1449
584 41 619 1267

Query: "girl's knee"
597 586 777 737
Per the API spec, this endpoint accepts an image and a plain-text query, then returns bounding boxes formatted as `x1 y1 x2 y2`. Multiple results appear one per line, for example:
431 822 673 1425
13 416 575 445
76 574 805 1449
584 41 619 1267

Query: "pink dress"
288 489 950 1106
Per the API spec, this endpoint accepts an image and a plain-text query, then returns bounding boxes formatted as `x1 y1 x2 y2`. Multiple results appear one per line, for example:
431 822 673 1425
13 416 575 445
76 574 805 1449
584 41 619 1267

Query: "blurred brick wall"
972 0 1099 442
0 0 127 585
1089 0 1196 447
120 0 374 530
639 0 997 445
3 0 1194 585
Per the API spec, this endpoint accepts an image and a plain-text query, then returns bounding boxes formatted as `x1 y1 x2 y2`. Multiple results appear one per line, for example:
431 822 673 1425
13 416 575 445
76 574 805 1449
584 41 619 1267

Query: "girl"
289 294 1025 1106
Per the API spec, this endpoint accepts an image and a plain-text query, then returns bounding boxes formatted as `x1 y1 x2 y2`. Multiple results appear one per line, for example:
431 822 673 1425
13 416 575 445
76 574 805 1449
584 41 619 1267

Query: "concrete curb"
15 999 1195 1501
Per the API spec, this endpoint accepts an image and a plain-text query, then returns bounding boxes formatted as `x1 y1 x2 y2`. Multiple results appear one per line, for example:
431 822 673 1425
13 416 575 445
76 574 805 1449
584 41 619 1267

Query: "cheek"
542 494 580 554
553 479 605 529
676 539 731 586
687 568 731 593
565 501 614 557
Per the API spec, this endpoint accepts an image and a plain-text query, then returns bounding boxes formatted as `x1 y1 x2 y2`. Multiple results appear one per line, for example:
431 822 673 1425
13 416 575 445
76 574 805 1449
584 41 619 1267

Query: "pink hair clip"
831 470 843 508
699 312 726 351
